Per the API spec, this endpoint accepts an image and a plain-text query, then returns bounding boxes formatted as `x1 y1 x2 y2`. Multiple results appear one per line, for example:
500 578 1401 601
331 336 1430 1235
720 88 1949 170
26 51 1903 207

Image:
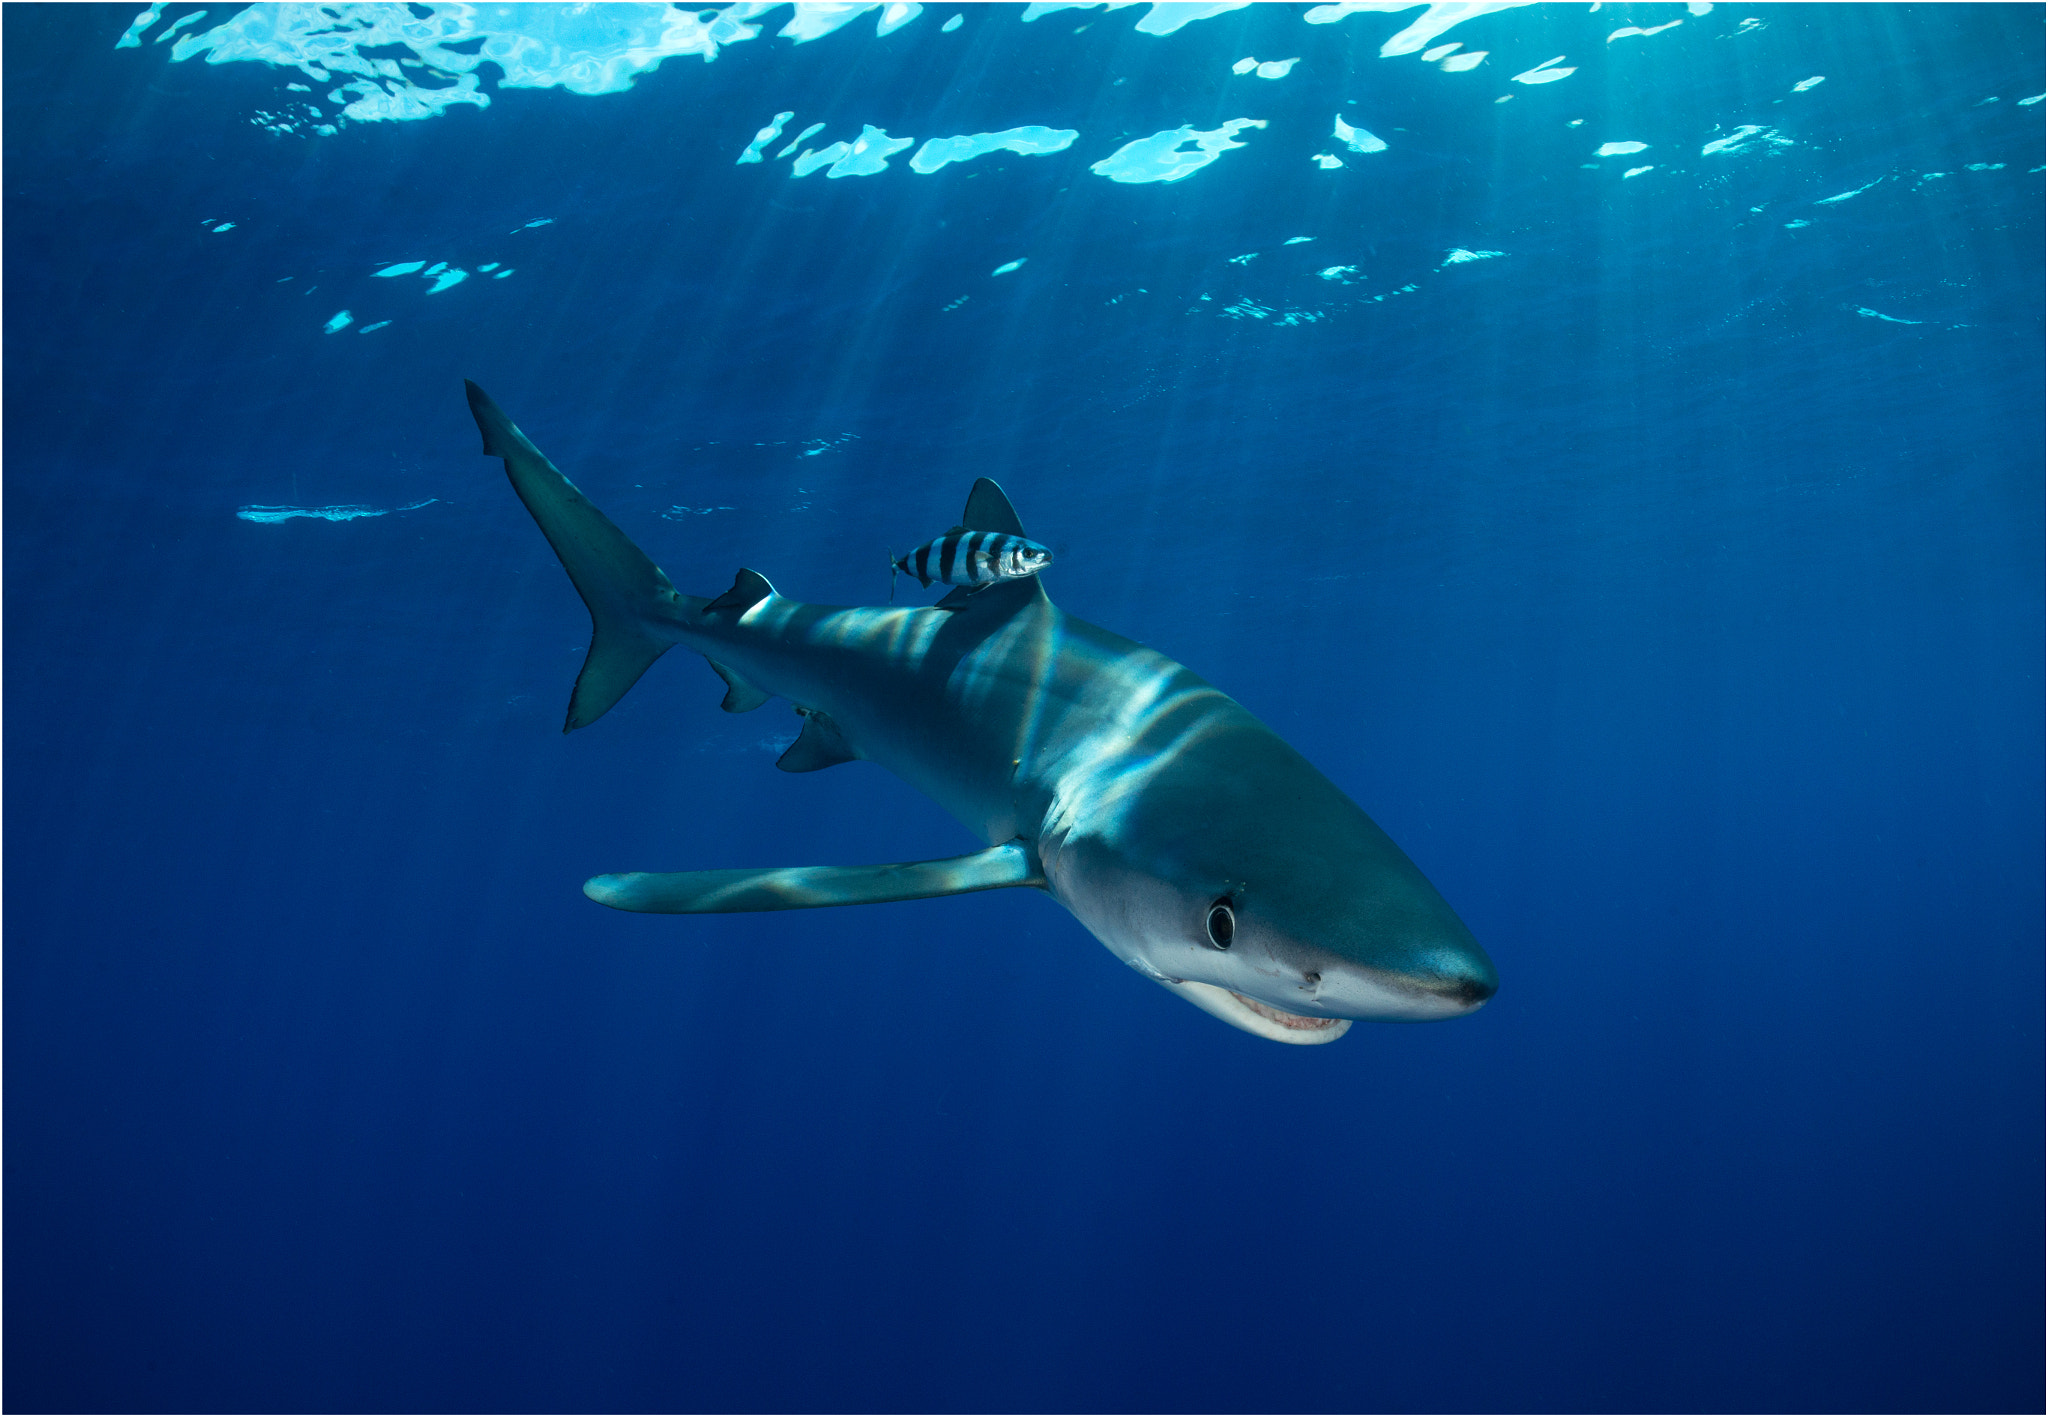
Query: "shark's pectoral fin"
708 659 771 713
776 707 860 772
585 841 1044 913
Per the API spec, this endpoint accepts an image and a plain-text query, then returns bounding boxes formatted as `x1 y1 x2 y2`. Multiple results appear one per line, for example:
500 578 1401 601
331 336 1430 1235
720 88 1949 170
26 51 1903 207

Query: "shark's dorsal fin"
949 479 1051 610
938 578 1048 613
961 478 1026 537
705 567 775 616
584 841 1045 913
708 659 771 713
777 707 860 772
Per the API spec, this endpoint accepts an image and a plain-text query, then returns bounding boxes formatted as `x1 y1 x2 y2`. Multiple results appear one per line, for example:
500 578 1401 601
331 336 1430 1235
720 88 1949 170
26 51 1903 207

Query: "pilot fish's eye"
1205 898 1236 949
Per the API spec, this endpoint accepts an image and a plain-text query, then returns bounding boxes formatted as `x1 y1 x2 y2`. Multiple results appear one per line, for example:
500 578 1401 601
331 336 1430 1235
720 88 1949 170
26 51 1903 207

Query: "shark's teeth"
1156 979 1353 1043
1230 990 1348 1032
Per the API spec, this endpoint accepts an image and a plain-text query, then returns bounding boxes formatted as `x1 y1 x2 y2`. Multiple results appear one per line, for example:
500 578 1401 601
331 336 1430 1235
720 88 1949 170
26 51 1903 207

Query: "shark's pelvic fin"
584 840 1044 913
708 659 771 713
777 707 860 772
961 478 1026 537
705 567 775 616
466 380 683 733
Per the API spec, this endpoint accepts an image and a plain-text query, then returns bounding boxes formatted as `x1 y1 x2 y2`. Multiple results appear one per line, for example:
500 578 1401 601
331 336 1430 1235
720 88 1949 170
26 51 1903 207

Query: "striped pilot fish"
891 527 1053 600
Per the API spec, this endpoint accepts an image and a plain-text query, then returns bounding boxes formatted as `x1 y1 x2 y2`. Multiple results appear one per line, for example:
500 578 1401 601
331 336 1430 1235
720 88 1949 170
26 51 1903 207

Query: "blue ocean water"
5 3 2041 1411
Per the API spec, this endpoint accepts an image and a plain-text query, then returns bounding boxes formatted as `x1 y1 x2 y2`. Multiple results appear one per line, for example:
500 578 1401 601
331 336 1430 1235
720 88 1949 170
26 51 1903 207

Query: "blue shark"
468 382 1497 1044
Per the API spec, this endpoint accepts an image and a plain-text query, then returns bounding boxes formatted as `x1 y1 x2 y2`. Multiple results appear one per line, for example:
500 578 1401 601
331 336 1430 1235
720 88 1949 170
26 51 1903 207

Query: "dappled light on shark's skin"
466 380 1498 1045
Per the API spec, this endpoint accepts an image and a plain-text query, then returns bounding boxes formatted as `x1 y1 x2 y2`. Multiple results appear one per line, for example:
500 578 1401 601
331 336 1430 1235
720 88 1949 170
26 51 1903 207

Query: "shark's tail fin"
466 380 684 732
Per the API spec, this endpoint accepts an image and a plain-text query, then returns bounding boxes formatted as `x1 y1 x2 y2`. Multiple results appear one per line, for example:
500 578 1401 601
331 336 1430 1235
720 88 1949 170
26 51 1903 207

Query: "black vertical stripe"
940 532 964 582
915 541 934 584
967 531 991 581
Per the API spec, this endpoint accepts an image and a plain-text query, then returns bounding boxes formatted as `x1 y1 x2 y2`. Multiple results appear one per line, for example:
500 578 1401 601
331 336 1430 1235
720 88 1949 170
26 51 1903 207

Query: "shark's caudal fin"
466 381 685 732
584 840 1044 913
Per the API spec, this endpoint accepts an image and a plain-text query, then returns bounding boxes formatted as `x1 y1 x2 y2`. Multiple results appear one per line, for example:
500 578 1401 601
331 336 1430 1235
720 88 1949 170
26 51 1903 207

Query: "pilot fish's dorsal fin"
705 567 775 616
961 478 1026 537
776 707 861 773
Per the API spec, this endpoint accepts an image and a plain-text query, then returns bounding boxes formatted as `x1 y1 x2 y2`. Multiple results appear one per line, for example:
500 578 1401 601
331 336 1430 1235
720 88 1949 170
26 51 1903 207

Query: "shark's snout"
1295 935 1498 1022
1440 953 1499 1009
1392 934 1499 1016
1407 940 1498 1012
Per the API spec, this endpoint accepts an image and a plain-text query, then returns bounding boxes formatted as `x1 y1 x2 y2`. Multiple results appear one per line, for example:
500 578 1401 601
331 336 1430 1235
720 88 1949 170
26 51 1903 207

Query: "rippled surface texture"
6 4 2041 1411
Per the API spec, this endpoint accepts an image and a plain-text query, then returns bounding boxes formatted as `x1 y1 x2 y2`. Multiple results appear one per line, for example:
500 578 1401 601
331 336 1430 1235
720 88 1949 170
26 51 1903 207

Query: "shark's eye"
1206 898 1236 949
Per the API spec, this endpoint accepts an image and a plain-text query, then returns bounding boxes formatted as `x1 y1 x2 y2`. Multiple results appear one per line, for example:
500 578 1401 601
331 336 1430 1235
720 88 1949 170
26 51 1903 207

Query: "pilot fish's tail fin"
466 380 685 732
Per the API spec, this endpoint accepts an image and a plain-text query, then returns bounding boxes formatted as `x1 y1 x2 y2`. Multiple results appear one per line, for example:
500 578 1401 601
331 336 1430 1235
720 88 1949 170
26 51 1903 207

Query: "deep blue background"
6 4 2041 1412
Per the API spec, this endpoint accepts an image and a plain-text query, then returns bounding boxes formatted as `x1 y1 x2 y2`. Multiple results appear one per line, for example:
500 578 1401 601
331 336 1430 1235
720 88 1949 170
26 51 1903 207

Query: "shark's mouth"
1155 978 1353 1044
1230 991 1348 1033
